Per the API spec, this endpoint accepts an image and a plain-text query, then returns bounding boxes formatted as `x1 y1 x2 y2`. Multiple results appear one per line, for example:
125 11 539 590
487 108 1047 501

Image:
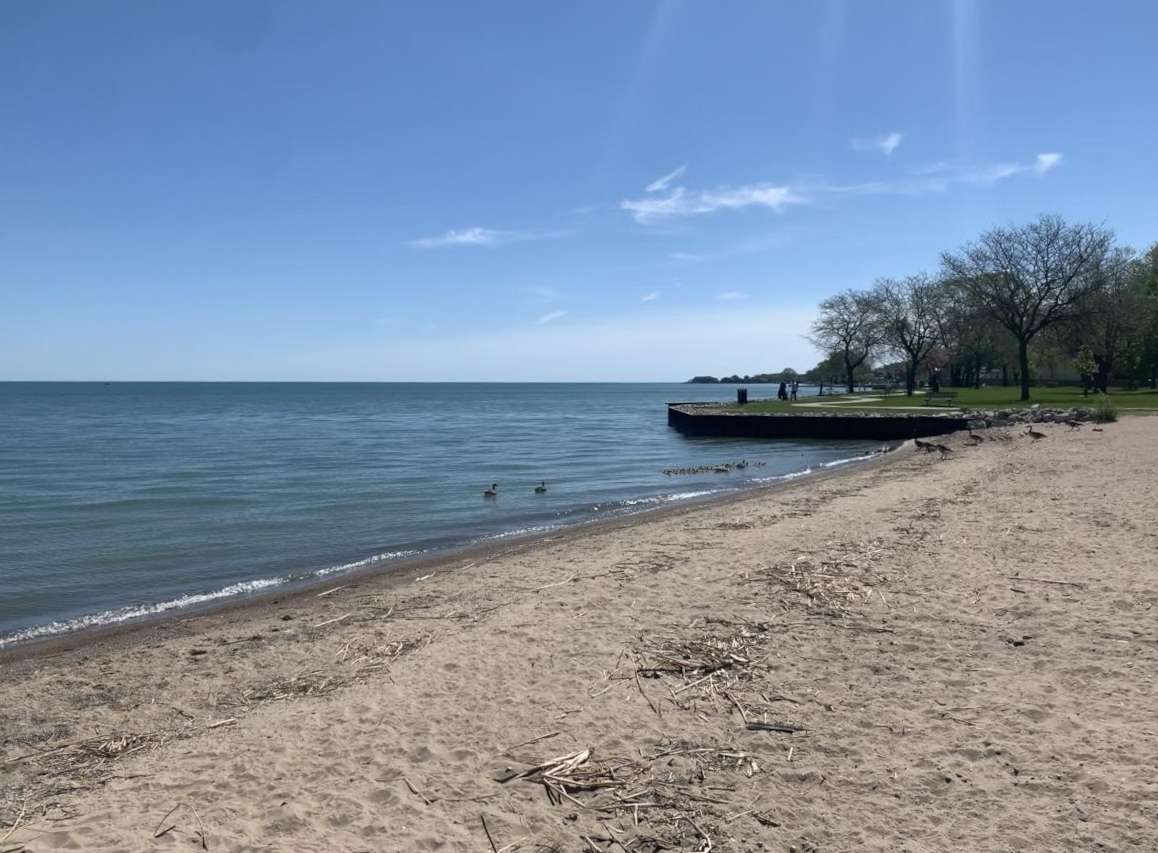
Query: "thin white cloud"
669 252 703 262
641 292 659 302
851 131 904 156
804 152 1064 195
1035 152 1062 174
622 184 804 224
536 310 567 325
645 164 688 193
410 227 565 249
716 291 748 302
622 151 1061 226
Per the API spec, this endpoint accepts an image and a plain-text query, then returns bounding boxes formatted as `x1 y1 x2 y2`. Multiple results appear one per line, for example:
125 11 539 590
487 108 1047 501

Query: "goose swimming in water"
483 483 498 497
534 481 547 494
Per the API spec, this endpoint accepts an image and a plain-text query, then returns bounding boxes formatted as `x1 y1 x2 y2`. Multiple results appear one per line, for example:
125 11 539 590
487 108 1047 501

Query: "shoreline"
7 420 1150 851
0 445 900 666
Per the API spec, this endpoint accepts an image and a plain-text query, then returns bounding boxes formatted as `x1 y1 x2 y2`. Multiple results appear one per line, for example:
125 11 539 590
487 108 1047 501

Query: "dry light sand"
2 417 1156 852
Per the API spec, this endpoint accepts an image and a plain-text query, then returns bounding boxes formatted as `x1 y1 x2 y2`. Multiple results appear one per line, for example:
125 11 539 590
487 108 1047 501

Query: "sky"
2 1 1156 381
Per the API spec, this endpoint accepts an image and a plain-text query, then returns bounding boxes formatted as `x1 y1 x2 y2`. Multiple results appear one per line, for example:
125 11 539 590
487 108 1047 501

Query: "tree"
941 215 1114 401
1072 248 1147 392
873 274 944 395
808 290 884 393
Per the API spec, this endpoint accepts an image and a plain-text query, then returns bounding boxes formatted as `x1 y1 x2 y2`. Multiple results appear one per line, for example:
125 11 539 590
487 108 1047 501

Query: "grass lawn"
720 385 1158 414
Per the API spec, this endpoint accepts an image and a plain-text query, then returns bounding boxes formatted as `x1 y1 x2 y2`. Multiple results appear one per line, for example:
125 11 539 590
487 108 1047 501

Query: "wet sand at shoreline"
2 418 1155 851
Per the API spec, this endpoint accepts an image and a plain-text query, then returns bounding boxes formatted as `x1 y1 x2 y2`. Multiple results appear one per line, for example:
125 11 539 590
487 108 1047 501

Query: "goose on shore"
966 431 983 445
1025 426 1046 441
534 481 547 494
483 483 498 497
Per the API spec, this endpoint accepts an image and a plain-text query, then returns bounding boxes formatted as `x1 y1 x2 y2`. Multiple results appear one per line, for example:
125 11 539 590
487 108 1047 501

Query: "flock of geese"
916 420 1102 458
483 481 547 498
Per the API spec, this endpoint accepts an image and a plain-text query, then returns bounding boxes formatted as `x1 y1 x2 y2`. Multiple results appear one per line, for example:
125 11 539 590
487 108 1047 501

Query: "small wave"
751 450 878 484
0 547 427 648
313 549 422 577
478 523 561 542
821 453 877 469
619 489 719 507
753 467 812 483
0 576 287 648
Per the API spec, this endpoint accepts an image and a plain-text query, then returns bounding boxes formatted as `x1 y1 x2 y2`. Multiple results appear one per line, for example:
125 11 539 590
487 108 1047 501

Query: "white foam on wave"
479 523 561 542
0 576 287 648
620 489 718 507
821 453 876 469
751 449 879 484
314 549 422 577
0 548 427 648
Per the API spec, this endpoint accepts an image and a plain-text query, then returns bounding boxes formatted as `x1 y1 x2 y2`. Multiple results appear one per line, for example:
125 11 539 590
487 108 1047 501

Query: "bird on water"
534 481 547 494
483 483 498 497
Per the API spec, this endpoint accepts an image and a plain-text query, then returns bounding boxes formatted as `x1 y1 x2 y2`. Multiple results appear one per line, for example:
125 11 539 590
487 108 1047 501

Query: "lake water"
0 382 881 646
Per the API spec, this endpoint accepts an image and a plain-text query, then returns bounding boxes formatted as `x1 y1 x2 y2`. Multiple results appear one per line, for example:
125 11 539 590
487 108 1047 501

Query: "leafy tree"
941 215 1114 400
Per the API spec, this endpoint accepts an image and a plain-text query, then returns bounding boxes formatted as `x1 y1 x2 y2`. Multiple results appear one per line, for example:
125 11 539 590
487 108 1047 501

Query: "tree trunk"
905 356 918 396
1018 338 1031 401
1094 365 1110 394
1001 364 1009 387
845 357 855 394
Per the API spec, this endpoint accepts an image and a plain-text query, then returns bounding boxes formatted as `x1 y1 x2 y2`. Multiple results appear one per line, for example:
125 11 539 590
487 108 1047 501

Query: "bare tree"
941 215 1113 400
808 290 884 393
874 274 944 396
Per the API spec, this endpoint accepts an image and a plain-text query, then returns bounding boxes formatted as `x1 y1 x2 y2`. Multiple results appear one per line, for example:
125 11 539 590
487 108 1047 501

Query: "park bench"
922 391 958 407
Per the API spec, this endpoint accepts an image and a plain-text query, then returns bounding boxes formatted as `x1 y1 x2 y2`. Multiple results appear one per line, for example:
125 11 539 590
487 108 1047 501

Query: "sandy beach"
2 418 1155 852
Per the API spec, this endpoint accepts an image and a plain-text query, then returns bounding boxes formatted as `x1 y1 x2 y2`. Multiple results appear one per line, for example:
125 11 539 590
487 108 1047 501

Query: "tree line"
806 214 1158 401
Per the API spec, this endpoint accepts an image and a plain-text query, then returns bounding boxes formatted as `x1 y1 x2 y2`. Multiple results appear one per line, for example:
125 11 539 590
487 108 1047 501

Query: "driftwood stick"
746 721 804 734
403 777 433 805
152 804 180 839
312 612 352 629
634 673 661 717
189 802 208 851
480 814 499 853
0 801 26 844
500 731 562 756
1006 576 1086 588
723 690 749 724
683 816 713 852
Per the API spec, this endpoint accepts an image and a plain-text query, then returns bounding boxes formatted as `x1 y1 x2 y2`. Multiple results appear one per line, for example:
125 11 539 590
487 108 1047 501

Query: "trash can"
737 388 748 405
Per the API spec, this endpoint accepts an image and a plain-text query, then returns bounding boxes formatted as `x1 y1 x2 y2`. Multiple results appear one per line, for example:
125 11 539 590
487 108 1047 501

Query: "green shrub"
1092 396 1119 423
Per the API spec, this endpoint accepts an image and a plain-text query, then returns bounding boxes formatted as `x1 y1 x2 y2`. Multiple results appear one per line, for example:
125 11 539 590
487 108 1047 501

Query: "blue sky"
3 1 1155 381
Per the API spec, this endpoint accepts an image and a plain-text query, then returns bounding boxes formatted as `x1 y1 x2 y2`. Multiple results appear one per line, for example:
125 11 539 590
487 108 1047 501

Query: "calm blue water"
0 383 880 646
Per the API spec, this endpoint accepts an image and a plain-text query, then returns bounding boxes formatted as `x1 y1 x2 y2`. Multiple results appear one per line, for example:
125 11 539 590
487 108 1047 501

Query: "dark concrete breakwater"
667 403 974 441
